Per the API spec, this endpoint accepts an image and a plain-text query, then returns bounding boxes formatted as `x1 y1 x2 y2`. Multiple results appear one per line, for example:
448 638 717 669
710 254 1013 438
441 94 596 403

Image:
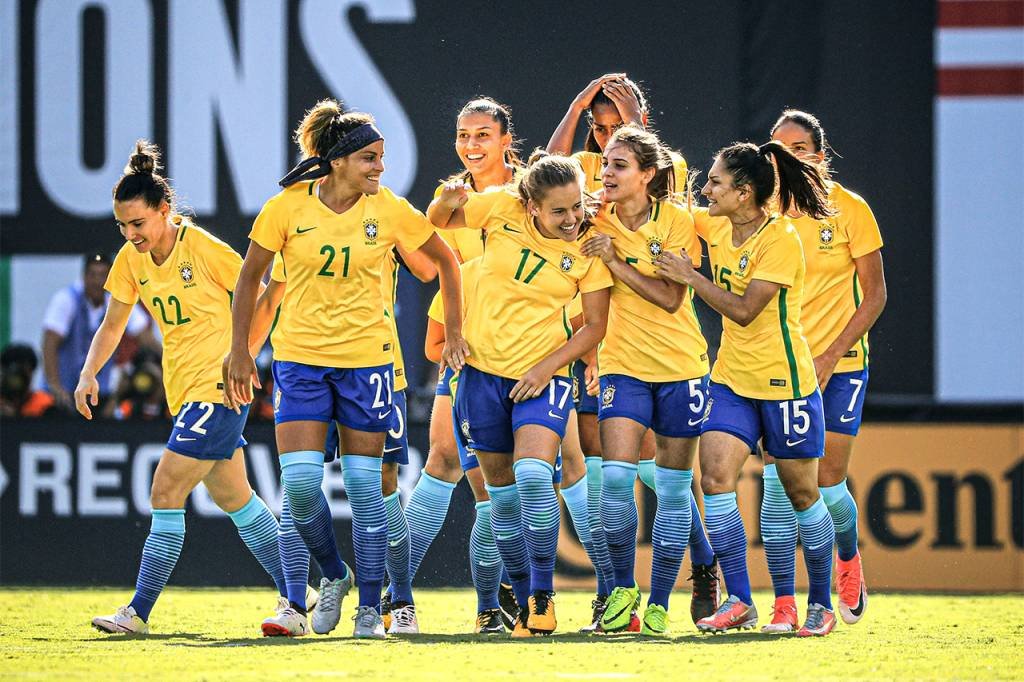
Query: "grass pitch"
0 588 1019 680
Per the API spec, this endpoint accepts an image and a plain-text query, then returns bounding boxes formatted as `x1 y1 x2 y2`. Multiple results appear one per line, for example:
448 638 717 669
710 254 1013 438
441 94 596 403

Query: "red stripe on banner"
938 1 1024 27
937 66 1024 95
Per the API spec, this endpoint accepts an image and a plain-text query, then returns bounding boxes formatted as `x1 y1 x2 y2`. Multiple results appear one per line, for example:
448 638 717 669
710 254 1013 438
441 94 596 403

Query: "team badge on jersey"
819 224 835 245
647 237 663 260
461 418 472 441
363 219 379 244
559 253 575 272
737 251 751 275
601 383 616 408
572 376 580 402
273 388 281 413
179 261 195 283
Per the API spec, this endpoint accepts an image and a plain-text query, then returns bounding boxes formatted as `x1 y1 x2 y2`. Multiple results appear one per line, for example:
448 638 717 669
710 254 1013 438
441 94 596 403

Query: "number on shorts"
173 401 215 435
388 402 405 440
548 379 572 409
687 378 705 414
846 378 864 414
369 372 392 409
779 399 810 436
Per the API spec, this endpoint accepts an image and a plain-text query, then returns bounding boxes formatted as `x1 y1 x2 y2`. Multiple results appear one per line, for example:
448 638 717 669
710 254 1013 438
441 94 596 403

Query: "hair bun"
527 147 550 166
125 139 160 175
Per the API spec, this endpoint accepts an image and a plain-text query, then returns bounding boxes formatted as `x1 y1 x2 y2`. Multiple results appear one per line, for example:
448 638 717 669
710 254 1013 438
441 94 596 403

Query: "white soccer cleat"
311 563 354 635
92 605 148 635
305 584 319 611
352 605 386 639
387 603 419 634
262 605 308 637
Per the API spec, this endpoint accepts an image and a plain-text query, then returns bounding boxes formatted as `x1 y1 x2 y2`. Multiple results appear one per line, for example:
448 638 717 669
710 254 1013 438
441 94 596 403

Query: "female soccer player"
757 110 886 631
225 99 466 639
428 153 613 637
578 126 709 637
657 141 839 637
81 142 288 635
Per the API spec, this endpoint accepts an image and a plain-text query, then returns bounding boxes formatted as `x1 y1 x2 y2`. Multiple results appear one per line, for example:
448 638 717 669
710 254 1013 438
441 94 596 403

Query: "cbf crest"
363 218 379 244
461 418 472 441
178 261 195 284
646 237 663 261
601 383 616 408
559 253 575 272
818 223 835 246
737 250 752 275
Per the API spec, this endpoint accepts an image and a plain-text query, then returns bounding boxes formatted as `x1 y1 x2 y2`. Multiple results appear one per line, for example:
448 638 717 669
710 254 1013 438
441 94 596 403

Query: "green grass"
0 589 1020 680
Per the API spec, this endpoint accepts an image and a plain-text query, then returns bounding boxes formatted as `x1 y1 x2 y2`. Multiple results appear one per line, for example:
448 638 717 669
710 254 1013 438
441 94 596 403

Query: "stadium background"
0 0 1021 591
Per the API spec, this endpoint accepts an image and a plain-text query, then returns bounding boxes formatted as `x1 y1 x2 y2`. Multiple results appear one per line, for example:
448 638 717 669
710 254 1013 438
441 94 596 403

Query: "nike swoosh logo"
839 415 856 423
388 539 403 547
527 525 544 531
659 540 683 547
547 410 564 420
688 417 704 426
296 226 318 234
365 525 385 533
140 279 149 286
495 533 517 541
785 438 806 447
477 559 502 567
175 435 197 442
502 224 521 233
383 446 403 453
377 410 392 419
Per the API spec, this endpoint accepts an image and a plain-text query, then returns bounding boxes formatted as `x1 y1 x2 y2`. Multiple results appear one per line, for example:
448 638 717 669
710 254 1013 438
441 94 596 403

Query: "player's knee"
424 446 462 482
700 469 733 496
785 486 818 512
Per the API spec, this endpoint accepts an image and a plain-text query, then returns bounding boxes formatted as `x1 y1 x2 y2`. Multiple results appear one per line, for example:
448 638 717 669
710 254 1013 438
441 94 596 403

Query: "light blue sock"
404 471 457 584
649 467 693 609
514 458 560 593
129 508 185 622
341 455 387 608
486 482 531 607
601 461 639 588
761 463 797 598
704 492 751 604
227 491 285 597
795 497 835 609
383 490 412 604
689 493 716 566
584 456 614 596
821 479 860 561
560 474 611 596
278 489 311 608
470 501 502 612
637 458 656 490
280 450 347 580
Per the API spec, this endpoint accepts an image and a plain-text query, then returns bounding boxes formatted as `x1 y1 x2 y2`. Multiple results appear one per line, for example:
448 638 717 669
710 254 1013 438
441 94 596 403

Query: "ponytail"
758 141 833 220
281 100 381 187
112 140 177 213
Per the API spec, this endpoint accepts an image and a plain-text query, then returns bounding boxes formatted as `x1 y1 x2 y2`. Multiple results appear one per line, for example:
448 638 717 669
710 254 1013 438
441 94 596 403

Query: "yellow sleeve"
572 151 600 180
392 194 436 252
427 290 444 324
270 253 286 282
843 191 884 259
666 209 701 269
578 257 614 294
462 188 514 231
200 232 244 292
752 227 799 288
249 193 288 253
104 246 138 305
691 206 712 240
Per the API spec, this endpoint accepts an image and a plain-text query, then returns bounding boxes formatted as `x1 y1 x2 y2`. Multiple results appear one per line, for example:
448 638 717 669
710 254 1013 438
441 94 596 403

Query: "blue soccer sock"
795 497 835 609
601 461 639 588
404 471 457 584
501 566 511 585
341 455 388 608
688 493 716 566
584 456 614 596
129 508 185 622
383 490 412 604
704 492 752 605
470 500 502 612
486 482 531 607
821 479 860 562
278 489 312 608
227 491 285 597
514 458 560 593
561 473 611 595
649 467 693 609
280 451 348 581
760 464 798 598
637 458 656 491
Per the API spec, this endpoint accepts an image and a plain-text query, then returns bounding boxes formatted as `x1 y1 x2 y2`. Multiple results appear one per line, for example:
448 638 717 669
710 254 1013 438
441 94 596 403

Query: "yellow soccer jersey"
573 150 688 197
250 181 434 368
432 170 523 263
105 217 241 414
457 188 613 379
693 208 816 400
791 182 883 373
595 200 709 381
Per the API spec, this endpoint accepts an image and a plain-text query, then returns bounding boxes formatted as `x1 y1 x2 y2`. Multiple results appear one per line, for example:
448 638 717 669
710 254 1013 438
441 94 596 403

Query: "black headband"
278 123 384 187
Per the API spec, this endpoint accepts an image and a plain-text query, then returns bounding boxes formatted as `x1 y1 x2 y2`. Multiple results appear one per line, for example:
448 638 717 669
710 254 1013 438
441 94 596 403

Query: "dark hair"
771 109 834 172
83 251 112 272
294 98 375 159
584 78 649 153
454 97 522 183
112 140 176 212
0 343 38 373
716 141 834 220
606 124 675 202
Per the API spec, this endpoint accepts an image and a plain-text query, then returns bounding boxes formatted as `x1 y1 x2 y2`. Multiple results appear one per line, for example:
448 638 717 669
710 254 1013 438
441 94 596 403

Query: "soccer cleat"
352 605 386 639
689 559 722 624
578 595 608 634
797 603 837 637
262 604 308 637
640 603 669 637
600 584 641 632
761 595 799 633
626 610 642 633
510 606 533 639
92 605 148 635
305 585 319 611
475 608 505 635
527 590 556 635
311 562 354 635
836 551 868 625
387 603 419 634
696 595 758 633
498 582 518 631
379 591 393 631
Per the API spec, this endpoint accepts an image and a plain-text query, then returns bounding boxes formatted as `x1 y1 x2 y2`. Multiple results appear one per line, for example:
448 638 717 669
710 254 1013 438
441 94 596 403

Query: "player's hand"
225 348 260 407
510 365 553 403
655 249 697 285
584 362 600 397
221 356 243 414
442 330 470 372
582 232 616 264
74 372 100 420
573 73 626 111
602 78 644 125
813 352 840 390
438 180 471 211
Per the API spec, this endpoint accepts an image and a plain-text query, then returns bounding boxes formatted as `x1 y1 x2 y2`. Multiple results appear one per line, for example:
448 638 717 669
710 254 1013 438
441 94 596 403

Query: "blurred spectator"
0 344 55 418
41 251 155 413
113 348 167 420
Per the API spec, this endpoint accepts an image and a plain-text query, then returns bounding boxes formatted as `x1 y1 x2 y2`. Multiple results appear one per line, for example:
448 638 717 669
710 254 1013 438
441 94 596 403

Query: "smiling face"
701 157 749 217
333 139 385 195
771 120 824 165
601 141 656 204
114 198 171 254
528 181 586 241
456 111 511 177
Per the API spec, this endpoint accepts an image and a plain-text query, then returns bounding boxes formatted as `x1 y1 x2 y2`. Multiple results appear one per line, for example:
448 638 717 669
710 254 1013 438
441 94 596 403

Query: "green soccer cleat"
640 603 669 637
600 584 641 632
